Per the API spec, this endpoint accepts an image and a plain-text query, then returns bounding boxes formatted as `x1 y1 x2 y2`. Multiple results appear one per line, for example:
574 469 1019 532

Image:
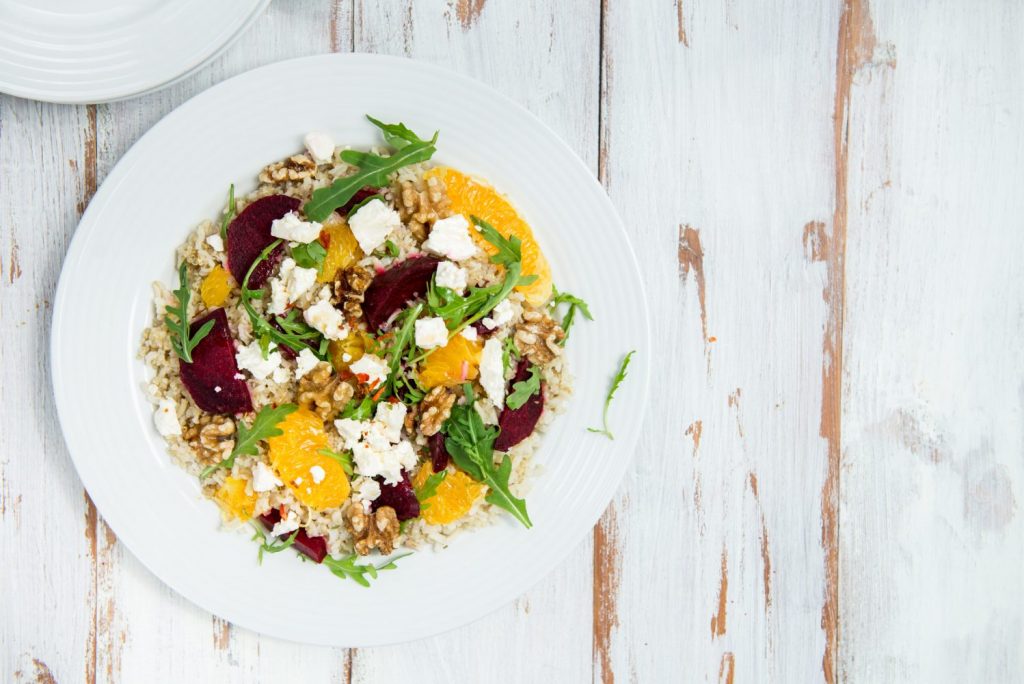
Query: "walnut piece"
259 154 317 184
344 504 400 555
296 362 354 420
392 175 451 242
514 310 565 365
418 386 456 436
333 266 374 326
183 415 236 463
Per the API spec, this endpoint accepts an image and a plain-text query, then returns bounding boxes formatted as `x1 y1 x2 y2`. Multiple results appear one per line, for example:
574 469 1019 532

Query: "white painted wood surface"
2 1 1021 682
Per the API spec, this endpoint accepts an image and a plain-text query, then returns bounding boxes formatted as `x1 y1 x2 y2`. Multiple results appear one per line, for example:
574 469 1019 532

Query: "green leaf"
318 448 353 477
505 365 541 410
443 386 531 527
339 395 375 421
471 216 522 267
251 523 298 564
549 286 593 342
502 336 520 372
200 404 297 479
304 120 438 222
384 239 400 258
164 262 215 363
414 468 448 511
322 551 412 587
291 240 327 271
219 184 236 241
383 303 423 398
587 351 635 440
366 115 434 149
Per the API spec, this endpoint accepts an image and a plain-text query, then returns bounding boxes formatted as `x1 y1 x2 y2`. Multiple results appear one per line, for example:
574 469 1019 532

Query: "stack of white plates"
0 0 269 104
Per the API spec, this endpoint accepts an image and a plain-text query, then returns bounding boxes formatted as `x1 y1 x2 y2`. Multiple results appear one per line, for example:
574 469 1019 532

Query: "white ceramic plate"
0 0 269 104
52 54 650 646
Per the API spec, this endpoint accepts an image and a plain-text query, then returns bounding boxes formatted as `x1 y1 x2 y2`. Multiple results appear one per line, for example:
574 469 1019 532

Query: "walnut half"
418 386 456 437
296 362 354 420
333 266 374 327
259 154 317 185
183 415 236 463
344 504 400 555
513 310 565 365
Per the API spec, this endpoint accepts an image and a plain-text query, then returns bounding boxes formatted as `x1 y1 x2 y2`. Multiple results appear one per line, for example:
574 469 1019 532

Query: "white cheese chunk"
309 464 326 484
422 214 478 261
304 131 335 164
352 477 382 504
374 401 408 443
479 338 506 409
235 341 283 380
271 513 300 538
334 418 369 450
460 326 479 341
294 348 320 380
268 257 319 316
352 433 417 485
414 316 449 349
349 353 388 387
303 300 348 340
271 211 322 244
434 260 468 292
205 233 224 252
348 198 402 254
251 462 283 492
153 399 181 437
482 299 515 330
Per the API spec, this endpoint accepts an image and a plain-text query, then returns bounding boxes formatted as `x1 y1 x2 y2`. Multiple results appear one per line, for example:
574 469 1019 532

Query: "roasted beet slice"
178 308 252 415
362 256 441 330
428 432 450 473
226 195 301 288
371 471 420 521
258 510 328 563
495 359 545 451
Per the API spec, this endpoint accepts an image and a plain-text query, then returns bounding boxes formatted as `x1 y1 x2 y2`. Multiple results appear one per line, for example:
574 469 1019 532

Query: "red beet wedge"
226 195 301 288
494 359 544 451
371 471 420 521
178 308 252 415
361 256 441 330
258 510 328 563
428 432 450 473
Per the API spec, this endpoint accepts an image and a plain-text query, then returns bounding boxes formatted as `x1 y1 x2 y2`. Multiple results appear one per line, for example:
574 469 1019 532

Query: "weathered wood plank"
598 0 842 680
839 1 1024 681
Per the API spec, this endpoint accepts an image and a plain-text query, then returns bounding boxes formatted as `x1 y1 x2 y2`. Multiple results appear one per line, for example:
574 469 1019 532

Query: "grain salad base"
140 146 572 562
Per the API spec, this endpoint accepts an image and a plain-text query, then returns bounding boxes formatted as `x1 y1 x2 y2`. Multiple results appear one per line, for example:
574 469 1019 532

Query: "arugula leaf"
383 303 423 398
502 336 520 372
427 280 501 329
304 118 438 222
318 447 353 477
165 263 215 363
587 351 635 440
250 523 298 564
339 395 375 420
291 240 327 271
322 551 412 587
444 385 531 528
219 183 236 241
550 286 593 342
200 404 297 479
471 216 522 266
506 365 541 410
414 468 447 511
367 115 433 149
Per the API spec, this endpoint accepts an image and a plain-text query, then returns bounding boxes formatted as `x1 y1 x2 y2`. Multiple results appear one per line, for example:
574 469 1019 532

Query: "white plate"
0 0 269 104
52 54 650 646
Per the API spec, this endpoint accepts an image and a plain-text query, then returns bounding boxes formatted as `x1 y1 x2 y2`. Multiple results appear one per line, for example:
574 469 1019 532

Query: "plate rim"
50 53 651 645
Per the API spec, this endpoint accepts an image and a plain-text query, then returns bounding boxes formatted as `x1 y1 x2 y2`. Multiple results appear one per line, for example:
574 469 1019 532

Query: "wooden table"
3 1 1021 681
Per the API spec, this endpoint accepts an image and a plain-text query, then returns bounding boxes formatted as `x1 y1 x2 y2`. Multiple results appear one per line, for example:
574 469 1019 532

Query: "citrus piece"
417 334 482 389
200 265 232 308
328 330 375 373
318 214 363 283
424 167 552 306
214 476 256 521
267 407 351 510
412 463 485 526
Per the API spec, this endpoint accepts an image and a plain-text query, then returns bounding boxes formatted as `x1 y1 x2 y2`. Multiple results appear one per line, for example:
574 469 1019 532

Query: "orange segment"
424 167 552 306
200 265 232 308
417 334 482 389
214 476 256 521
412 463 485 525
318 214 363 283
267 408 351 510
328 331 374 373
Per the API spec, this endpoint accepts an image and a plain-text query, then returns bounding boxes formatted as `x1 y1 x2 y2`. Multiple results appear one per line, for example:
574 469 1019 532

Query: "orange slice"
412 463 485 526
200 265 232 308
424 167 552 306
214 476 257 521
417 334 482 389
328 330 375 373
318 214 363 283
267 407 351 510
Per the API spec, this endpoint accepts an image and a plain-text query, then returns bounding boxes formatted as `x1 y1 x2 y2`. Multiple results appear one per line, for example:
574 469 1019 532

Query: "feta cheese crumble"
304 131 335 164
251 462 283 492
460 326 479 341
309 464 326 484
434 260 468 293
153 399 181 437
268 257 318 315
348 198 402 254
271 211 322 244
352 477 382 505
303 300 348 340
482 299 515 330
235 340 283 380
349 353 388 386
422 214 478 261
414 316 449 349
294 348 320 380
205 233 224 252
479 338 506 409
271 513 300 538
334 407 417 485
375 401 408 443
